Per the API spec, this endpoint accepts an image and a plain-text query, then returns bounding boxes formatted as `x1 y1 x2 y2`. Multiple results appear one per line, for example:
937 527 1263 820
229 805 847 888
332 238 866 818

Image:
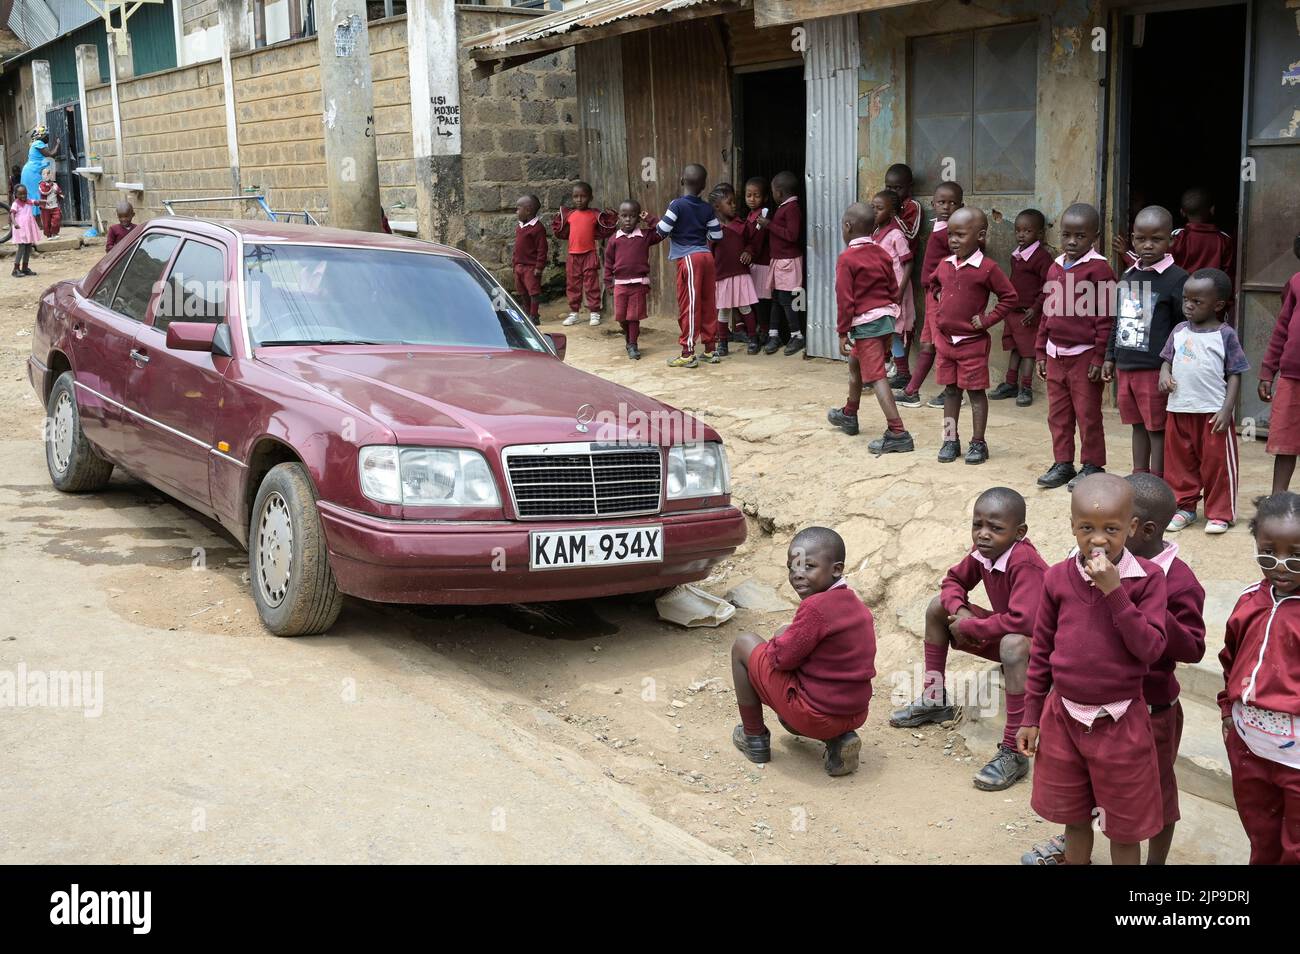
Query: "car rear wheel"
45 371 113 492
249 462 342 636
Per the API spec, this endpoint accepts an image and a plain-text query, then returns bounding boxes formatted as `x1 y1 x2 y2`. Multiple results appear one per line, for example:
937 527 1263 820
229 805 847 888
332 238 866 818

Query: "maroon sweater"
1143 555 1207 707
835 239 899 335
744 208 771 266
105 221 137 252
1034 255 1117 362
1009 243 1053 318
1218 581 1300 719
767 199 803 260
1024 556 1168 726
919 223 950 291
711 218 752 280
940 539 1048 642
1172 222 1234 280
767 582 877 715
602 219 664 286
1261 272 1300 382
931 253 1019 340
512 219 548 270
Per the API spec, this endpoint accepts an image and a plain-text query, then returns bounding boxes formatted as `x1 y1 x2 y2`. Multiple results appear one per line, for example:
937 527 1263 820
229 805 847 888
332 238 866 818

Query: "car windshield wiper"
257 338 403 347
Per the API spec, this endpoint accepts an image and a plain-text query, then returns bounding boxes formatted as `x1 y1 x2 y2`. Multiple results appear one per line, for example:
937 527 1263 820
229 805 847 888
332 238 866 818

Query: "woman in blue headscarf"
21 125 60 205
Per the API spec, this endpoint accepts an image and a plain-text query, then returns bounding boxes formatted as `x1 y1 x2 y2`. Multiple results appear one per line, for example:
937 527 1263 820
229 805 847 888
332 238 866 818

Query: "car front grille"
503 444 663 519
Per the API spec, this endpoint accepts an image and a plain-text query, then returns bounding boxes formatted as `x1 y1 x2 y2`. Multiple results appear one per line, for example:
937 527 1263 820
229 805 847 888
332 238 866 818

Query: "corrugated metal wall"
576 36 630 210
803 14 859 361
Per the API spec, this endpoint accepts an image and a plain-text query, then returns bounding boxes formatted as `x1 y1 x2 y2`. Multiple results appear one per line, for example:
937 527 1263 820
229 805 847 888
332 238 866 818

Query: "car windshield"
242 243 549 351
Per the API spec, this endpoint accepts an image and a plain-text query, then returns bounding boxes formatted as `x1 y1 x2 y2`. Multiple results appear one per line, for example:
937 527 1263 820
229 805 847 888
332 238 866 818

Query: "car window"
90 247 133 308
155 240 226 332
110 233 181 323
243 244 549 352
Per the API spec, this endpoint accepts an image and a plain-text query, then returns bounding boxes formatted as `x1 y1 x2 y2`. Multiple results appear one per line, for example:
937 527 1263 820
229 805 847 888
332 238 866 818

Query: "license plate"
529 525 663 570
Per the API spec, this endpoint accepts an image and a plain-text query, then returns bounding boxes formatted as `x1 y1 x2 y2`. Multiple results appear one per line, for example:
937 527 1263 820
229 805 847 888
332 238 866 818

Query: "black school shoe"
626 345 641 360
824 731 862 777
867 429 915 454
893 389 922 408
826 407 859 436
937 439 962 463
746 339 760 355
988 382 1019 400
716 339 730 357
1067 463 1105 492
763 335 781 354
973 744 1030 791
783 335 805 356
1016 387 1033 407
888 370 911 391
889 692 955 728
965 440 989 465
1037 461 1077 489
732 724 772 764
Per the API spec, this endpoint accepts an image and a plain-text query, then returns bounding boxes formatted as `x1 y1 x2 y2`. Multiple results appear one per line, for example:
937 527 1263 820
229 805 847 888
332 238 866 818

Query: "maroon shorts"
613 283 648 323
851 334 890 383
1150 701 1183 828
747 642 869 741
951 604 1020 662
1030 690 1163 843
1116 368 1168 431
513 264 542 298
935 333 991 391
1267 376 1300 456
1001 312 1038 357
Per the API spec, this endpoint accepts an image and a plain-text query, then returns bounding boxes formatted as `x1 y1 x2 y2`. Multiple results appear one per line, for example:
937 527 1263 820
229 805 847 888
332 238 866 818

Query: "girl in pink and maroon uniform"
742 177 774 356
1257 235 1300 494
1018 473 1168 865
869 190 916 376
602 199 664 361
896 181 964 408
756 170 805 355
1220 493 1300 865
708 184 758 358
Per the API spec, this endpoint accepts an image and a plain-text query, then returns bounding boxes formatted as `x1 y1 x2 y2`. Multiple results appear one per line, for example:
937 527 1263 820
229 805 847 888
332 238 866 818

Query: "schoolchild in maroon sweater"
709 185 758 357
898 181 964 406
891 487 1046 791
1219 493 1300 865
731 527 877 777
512 194 548 323
1034 203 1117 490
1021 473 1205 867
1018 473 1168 865
990 209 1052 406
756 171 806 355
1119 188 1235 301
742 177 774 355
930 207 1019 465
1258 236 1300 494
602 199 664 360
825 203 914 456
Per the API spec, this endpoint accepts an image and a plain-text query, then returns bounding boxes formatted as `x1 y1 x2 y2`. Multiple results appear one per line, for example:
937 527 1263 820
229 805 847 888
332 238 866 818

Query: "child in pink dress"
743 177 774 355
870 190 916 373
10 184 41 277
710 184 758 357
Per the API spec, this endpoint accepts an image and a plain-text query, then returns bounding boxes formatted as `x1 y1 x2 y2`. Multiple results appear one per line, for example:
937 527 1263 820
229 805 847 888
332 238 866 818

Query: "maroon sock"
1019 371 1033 387
739 703 766 735
906 350 935 395
923 642 947 700
1152 469 1164 480
742 311 757 337
1002 691 1026 750
1005 362 1019 385
626 320 640 346
887 416 905 433
896 352 910 376
843 399 861 415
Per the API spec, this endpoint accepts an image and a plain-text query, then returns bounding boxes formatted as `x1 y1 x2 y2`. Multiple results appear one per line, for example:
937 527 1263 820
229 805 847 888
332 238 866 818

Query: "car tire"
248 462 343 636
45 371 113 492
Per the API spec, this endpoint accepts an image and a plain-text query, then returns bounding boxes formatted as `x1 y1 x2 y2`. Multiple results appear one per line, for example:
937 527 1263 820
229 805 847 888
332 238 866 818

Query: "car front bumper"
317 501 748 604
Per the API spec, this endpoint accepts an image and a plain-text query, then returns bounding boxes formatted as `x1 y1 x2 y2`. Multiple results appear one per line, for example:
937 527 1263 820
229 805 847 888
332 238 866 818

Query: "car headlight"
358 446 501 507
666 442 730 499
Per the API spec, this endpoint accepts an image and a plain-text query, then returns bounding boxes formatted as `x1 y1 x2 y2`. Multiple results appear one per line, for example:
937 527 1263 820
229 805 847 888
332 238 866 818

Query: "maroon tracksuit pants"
1227 731 1300 864
1164 411 1239 522
565 250 601 312
1047 351 1106 467
675 251 717 355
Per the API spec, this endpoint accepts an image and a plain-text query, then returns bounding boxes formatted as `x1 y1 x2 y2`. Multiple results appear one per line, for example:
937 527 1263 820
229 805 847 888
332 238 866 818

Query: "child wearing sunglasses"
1219 492 1300 864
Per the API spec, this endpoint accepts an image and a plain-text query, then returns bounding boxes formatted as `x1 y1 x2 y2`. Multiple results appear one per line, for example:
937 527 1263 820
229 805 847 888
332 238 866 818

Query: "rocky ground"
0 247 1254 862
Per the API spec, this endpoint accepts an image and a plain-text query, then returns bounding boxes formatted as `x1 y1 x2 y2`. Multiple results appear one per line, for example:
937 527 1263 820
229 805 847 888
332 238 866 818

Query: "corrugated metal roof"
464 0 733 53
8 0 60 47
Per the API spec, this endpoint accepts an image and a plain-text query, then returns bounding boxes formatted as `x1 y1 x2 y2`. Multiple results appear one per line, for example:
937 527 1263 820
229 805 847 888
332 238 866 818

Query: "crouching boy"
731 527 876 776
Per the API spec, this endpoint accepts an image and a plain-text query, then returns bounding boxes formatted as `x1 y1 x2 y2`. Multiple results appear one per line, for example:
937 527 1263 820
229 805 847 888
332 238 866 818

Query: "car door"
124 237 230 512
67 232 178 461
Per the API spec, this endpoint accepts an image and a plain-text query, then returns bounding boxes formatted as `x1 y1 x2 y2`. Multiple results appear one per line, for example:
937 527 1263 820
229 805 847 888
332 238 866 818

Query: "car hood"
254 347 718 447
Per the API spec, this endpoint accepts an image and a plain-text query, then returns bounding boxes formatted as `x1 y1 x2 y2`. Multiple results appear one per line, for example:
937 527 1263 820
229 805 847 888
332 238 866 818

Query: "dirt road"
0 246 1252 863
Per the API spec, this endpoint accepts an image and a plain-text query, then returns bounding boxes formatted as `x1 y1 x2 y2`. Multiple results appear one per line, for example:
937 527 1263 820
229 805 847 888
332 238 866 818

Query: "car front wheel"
248 462 343 636
45 371 113 492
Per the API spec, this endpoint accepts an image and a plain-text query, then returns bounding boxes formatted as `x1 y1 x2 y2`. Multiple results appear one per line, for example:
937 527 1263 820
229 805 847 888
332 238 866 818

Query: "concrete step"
0 236 90 256
1176 658 1223 710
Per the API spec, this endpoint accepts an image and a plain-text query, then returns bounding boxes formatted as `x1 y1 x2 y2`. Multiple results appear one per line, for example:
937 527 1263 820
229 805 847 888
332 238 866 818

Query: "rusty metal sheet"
465 0 733 52
577 37 631 209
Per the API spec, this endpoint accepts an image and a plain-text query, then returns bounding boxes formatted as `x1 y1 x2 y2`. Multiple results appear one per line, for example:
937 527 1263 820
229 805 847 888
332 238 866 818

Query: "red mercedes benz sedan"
28 218 746 635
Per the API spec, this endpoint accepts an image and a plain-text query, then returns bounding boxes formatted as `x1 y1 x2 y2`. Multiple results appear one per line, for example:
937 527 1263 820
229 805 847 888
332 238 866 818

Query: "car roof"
149 216 471 258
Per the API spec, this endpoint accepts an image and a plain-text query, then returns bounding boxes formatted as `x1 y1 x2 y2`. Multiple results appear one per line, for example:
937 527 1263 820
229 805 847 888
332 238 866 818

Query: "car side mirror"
165 321 230 357
546 333 566 361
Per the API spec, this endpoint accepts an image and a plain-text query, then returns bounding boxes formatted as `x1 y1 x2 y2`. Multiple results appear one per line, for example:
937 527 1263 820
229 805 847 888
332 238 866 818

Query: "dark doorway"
735 66 805 190
45 103 91 225
1118 5 1247 241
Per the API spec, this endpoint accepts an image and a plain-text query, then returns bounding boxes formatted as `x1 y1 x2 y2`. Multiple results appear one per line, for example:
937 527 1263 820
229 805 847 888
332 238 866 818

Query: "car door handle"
71 321 86 340
129 348 150 366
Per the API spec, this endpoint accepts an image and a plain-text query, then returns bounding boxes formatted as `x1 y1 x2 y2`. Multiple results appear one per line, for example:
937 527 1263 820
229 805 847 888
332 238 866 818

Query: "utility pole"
316 0 382 232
